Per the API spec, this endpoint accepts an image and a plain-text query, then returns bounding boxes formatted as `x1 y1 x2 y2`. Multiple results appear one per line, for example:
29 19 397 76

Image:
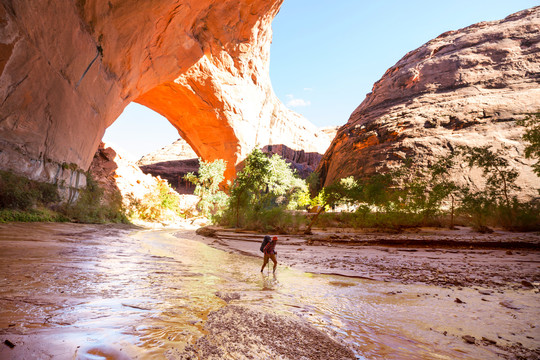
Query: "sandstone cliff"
0 0 327 194
137 138 199 193
138 139 199 167
318 7 540 196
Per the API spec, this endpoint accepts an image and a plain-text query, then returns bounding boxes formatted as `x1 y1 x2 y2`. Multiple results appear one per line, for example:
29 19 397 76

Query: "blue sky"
104 0 537 159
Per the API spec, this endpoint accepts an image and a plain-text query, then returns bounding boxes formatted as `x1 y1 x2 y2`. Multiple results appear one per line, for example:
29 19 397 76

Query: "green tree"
304 176 361 234
458 189 494 232
305 171 321 196
228 149 271 226
360 172 399 212
459 145 520 208
517 112 540 177
184 158 228 217
266 153 307 207
399 156 461 226
225 149 307 228
428 154 462 228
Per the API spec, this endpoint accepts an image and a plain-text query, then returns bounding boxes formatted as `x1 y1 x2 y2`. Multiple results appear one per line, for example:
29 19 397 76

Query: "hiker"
261 236 278 273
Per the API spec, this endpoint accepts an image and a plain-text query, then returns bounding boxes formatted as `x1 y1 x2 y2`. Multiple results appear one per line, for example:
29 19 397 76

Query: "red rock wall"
318 7 540 197
0 0 329 189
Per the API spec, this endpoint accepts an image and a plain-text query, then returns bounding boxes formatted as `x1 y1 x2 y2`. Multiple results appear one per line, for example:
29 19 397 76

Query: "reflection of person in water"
260 236 278 273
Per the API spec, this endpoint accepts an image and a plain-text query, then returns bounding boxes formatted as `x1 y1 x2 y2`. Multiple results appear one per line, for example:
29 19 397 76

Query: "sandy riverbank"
194 225 540 359
0 223 359 360
0 222 538 359
195 226 540 290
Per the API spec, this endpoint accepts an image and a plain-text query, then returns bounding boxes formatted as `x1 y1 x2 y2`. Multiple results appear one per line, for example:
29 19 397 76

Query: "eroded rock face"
0 0 327 189
318 7 540 196
137 138 199 193
138 139 199 167
260 142 330 178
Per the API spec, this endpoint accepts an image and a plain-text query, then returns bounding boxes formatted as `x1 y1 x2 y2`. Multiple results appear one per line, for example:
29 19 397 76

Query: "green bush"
518 112 540 178
185 159 228 217
0 170 59 210
250 207 305 233
0 170 127 224
313 209 432 231
222 149 307 228
124 178 187 222
0 208 68 223
218 206 305 233
493 199 540 232
60 173 127 224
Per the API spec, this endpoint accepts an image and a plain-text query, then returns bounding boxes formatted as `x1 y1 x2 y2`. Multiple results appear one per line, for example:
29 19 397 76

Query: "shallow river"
0 224 536 359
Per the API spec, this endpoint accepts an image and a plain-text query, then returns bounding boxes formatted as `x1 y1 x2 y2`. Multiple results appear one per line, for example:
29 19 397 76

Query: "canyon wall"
318 7 540 196
0 0 327 193
137 138 199 193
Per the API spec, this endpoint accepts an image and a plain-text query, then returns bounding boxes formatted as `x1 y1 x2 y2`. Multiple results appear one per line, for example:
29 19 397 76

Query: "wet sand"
0 223 358 360
199 226 540 289
196 226 540 359
0 223 538 359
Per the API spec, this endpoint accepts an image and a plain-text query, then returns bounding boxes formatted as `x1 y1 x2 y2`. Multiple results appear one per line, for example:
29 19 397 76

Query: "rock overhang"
0 0 330 191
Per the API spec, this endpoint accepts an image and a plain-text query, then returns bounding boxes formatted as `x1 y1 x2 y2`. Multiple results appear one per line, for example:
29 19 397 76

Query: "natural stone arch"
135 81 241 181
0 0 329 191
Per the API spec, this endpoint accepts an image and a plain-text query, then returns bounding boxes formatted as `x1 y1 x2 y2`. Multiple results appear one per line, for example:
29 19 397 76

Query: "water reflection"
261 272 279 291
0 225 533 360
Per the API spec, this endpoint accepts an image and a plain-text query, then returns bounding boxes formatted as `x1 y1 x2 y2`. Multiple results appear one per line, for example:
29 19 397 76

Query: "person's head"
272 236 278 241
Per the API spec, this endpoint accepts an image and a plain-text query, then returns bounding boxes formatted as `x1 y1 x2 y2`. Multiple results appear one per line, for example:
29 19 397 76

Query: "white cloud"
303 87 313 92
286 94 311 108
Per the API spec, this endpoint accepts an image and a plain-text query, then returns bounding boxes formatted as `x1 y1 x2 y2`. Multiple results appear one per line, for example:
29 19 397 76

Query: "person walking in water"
261 236 278 273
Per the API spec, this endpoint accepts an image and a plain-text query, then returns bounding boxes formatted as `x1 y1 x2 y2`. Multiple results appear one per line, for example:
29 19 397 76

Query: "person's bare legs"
270 254 277 273
261 254 269 272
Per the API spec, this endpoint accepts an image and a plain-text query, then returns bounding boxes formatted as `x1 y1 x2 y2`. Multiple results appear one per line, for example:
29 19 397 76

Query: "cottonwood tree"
426 155 460 228
225 149 307 228
458 145 520 209
455 145 524 231
304 176 362 234
518 112 540 178
184 158 228 217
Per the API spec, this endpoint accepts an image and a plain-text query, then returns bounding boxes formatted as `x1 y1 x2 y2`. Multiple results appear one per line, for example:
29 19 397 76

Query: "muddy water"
0 224 537 359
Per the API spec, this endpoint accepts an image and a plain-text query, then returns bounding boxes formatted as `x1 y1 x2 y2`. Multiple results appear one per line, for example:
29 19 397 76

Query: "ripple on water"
76 343 131 360
0 225 536 360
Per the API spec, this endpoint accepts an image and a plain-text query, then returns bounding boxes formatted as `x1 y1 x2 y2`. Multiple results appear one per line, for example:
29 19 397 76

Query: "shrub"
60 173 127 224
518 112 540 177
125 178 186 223
0 169 128 224
494 199 540 231
222 149 307 228
0 208 69 223
237 206 305 233
0 170 60 210
185 159 228 217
